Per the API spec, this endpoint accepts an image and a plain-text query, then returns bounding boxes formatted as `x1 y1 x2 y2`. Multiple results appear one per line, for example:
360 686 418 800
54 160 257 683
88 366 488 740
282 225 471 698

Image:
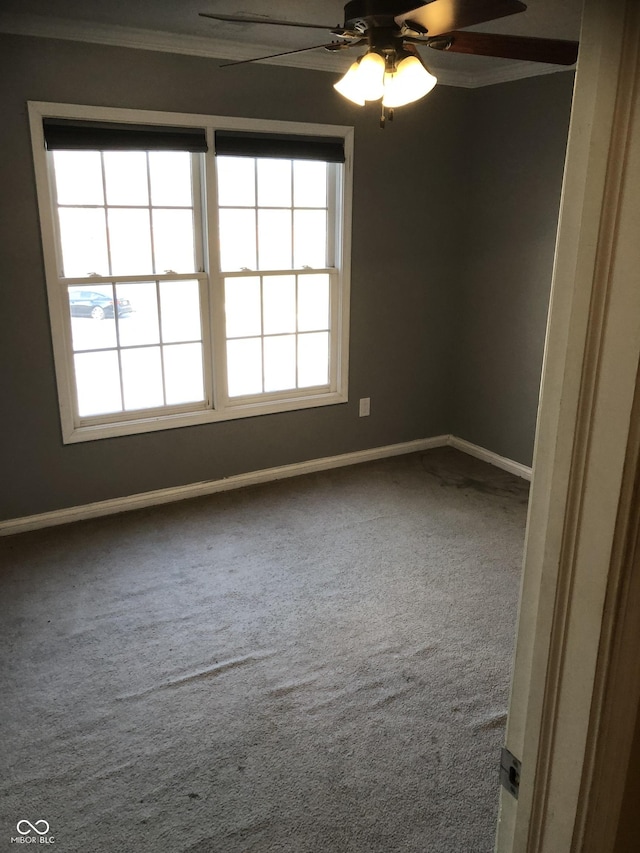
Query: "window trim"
28 102 353 444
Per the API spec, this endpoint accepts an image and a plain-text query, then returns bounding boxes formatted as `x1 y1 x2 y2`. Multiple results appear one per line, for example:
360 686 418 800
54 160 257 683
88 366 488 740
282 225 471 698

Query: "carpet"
0 447 529 852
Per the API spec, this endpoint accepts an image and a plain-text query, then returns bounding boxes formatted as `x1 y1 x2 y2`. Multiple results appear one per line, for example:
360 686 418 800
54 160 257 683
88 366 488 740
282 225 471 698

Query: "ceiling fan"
200 0 579 125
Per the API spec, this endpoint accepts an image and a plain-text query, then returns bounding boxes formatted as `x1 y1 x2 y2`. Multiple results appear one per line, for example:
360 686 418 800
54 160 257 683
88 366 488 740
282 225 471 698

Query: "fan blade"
218 43 348 68
436 31 579 65
396 0 526 37
199 12 336 31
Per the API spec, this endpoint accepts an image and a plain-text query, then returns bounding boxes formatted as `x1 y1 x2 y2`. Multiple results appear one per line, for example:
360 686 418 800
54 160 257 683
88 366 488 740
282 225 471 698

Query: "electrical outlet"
359 397 371 417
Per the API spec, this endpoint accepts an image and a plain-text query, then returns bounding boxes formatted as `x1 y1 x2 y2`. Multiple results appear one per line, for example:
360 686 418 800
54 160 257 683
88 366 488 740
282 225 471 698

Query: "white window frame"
28 102 353 444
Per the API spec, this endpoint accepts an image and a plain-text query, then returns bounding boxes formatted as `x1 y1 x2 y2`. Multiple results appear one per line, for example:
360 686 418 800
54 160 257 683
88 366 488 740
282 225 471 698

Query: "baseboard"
0 436 449 536
0 435 531 536
447 436 533 481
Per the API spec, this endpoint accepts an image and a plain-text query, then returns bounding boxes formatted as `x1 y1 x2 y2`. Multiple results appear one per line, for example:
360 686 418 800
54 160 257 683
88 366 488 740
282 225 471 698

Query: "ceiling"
0 0 584 87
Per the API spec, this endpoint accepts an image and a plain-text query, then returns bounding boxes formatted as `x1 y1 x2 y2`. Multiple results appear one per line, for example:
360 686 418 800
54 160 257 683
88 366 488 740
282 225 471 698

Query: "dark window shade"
43 119 208 152
215 130 345 163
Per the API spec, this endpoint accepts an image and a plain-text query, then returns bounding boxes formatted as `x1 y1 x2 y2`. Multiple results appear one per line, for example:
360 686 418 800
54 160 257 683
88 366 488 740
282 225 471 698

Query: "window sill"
62 390 349 444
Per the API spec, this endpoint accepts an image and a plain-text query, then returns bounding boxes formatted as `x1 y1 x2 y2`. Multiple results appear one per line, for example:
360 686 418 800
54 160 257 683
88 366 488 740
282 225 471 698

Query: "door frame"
496 1 640 850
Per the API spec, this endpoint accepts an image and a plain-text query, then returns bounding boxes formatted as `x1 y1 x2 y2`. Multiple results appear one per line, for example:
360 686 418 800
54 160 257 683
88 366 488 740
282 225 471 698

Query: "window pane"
227 338 262 397
149 152 193 207
58 208 109 277
258 209 291 270
53 151 104 205
263 275 296 335
257 159 291 207
115 282 158 347
298 274 330 331
298 331 329 387
160 280 201 343
163 343 205 405
108 209 153 275
74 350 122 417
121 346 164 410
68 286 118 350
264 335 296 392
294 210 327 269
217 156 255 207
152 209 196 273
225 277 261 338
294 161 327 208
104 151 149 206
219 209 257 272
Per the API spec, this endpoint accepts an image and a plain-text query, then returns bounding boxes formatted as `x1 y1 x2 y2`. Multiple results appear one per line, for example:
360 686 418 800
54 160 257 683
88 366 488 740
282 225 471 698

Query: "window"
29 104 353 443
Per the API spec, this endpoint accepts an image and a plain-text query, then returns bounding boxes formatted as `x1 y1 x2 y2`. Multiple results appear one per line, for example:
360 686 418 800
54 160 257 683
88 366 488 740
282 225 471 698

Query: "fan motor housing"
343 0 415 29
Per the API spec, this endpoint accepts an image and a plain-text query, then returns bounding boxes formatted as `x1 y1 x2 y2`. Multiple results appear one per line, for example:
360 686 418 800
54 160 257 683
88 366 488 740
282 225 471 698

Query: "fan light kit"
200 0 579 128
334 47 437 109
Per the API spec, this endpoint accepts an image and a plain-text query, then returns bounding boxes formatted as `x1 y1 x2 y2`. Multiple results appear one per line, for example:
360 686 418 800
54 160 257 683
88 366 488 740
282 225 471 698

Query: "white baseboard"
0 436 447 536
0 434 531 536
447 436 533 481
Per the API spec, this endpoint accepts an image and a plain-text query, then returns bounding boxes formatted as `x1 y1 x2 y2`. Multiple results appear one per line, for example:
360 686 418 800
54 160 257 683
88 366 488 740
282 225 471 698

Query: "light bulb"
382 55 437 108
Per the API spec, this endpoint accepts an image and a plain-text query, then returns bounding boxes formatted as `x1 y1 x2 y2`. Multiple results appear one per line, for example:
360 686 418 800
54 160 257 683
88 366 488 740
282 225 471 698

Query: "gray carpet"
0 447 528 853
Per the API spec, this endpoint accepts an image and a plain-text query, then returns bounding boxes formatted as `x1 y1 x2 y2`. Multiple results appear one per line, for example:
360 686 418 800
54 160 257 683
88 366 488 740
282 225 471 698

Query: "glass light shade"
333 61 366 106
357 51 386 101
334 51 386 105
381 55 437 108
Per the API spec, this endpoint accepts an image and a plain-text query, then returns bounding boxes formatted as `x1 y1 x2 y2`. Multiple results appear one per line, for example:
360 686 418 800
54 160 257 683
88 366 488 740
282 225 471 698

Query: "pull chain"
379 106 395 129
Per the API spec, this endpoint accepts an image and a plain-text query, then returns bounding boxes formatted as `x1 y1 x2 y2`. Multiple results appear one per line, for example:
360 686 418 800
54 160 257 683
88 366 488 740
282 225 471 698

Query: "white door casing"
496 1 640 851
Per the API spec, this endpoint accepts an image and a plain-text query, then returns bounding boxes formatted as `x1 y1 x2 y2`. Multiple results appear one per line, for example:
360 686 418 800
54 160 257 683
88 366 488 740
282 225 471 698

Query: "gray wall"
449 74 574 466
0 34 465 520
0 34 572 521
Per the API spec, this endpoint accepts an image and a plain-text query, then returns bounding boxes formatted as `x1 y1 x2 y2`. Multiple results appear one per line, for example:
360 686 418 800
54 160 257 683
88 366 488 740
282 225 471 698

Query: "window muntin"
52 149 198 277
223 272 331 398
29 105 352 443
51 145 206 421
67 280 205 417
216 153 335 402
216 156 331 273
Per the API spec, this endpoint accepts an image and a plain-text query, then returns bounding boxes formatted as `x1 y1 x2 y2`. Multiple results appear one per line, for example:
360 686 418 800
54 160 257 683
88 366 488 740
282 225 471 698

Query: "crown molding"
450 60 574 88
0 12 574 89
0 13 348 73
